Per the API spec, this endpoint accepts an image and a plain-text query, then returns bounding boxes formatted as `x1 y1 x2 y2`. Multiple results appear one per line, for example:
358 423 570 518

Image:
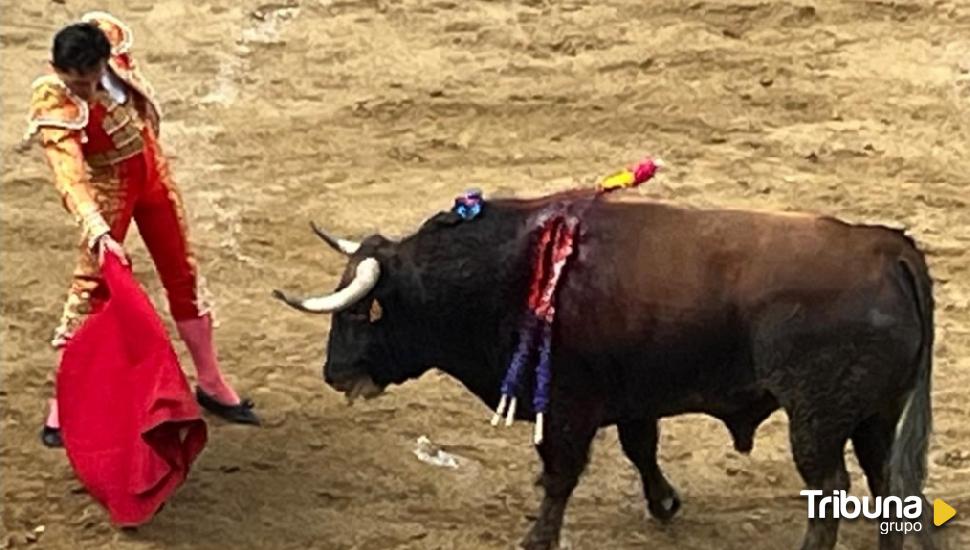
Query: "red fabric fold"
58 253 207 526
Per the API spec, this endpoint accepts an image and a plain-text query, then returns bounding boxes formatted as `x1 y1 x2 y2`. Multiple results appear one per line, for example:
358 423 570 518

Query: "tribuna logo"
801 490 924 534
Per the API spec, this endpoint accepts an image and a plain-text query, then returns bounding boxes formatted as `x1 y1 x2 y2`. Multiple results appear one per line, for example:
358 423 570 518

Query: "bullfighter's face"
53 60 106 102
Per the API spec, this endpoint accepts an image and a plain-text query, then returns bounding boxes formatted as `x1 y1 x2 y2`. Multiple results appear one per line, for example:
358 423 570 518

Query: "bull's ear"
369 299 384 323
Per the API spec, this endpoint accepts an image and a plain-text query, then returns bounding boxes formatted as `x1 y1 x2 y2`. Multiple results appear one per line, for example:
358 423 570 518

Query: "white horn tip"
339 240 361 255
271 289 324 314
310 221 361 256
273 257 380 315
272 289 298 307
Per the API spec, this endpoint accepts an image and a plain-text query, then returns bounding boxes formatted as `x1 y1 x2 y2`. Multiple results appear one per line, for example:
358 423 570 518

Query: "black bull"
274 192 934 550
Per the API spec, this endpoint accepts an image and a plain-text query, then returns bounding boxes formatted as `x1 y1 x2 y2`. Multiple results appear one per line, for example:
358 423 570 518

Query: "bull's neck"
393 210 534 408
395 285 518 410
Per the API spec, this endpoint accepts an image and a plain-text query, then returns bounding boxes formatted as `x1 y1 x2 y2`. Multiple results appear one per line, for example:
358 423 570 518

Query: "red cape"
58 254 207 526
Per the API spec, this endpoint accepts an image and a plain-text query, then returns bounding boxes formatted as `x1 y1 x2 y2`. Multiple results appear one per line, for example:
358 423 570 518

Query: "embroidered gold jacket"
25 11 161 245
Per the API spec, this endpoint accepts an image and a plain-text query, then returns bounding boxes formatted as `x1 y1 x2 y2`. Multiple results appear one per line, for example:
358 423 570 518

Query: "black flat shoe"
195 388 261 426
41 426 63 448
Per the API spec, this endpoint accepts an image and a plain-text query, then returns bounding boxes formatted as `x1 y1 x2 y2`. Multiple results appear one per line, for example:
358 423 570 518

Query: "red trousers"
53 129 207 348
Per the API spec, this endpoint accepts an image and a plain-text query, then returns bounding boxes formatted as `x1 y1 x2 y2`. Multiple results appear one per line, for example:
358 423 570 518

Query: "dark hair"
52 23 111 73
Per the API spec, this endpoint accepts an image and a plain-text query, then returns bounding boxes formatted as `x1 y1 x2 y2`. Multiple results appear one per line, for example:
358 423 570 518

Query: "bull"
274 190 934 550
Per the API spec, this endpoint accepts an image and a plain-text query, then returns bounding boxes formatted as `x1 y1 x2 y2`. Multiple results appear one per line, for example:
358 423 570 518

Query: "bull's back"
549 198 921 416
572 198 915 312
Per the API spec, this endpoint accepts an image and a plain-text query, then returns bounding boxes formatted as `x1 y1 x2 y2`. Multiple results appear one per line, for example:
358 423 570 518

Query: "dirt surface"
2 1 969 548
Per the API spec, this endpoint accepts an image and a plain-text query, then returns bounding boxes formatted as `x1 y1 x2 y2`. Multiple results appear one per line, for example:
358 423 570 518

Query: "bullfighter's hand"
97 235 130 267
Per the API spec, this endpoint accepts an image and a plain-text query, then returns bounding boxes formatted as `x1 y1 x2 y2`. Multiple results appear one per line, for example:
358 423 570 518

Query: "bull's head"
273 223 415 402
275 210 529 410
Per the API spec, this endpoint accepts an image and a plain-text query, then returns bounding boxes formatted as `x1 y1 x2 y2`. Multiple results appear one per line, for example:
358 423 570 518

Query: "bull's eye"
369 299 384 323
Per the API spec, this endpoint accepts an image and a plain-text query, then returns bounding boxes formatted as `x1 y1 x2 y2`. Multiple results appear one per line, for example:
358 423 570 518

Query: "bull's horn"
273 257 380 314
310 221 360 256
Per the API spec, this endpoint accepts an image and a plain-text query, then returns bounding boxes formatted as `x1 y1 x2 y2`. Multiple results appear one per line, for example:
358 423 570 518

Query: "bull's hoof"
520 527 559 550
520 538 558 550
647 489 682 523
728 424 757 454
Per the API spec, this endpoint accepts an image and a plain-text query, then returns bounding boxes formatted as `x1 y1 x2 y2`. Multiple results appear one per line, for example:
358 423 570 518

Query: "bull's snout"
324 369 353 391
322 363 348 387
323 365 384 401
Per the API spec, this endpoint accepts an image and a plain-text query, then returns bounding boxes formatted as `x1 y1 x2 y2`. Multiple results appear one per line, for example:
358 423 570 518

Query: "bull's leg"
521 412 600 550
852 413 902 550
617 419 681 522
788 408 851 550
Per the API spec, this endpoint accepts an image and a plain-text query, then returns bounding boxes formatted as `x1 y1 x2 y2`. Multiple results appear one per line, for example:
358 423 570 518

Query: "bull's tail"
890 250 935 549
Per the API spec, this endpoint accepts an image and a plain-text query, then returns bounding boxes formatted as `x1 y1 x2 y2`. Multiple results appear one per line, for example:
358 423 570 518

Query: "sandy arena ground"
2 1 969 548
